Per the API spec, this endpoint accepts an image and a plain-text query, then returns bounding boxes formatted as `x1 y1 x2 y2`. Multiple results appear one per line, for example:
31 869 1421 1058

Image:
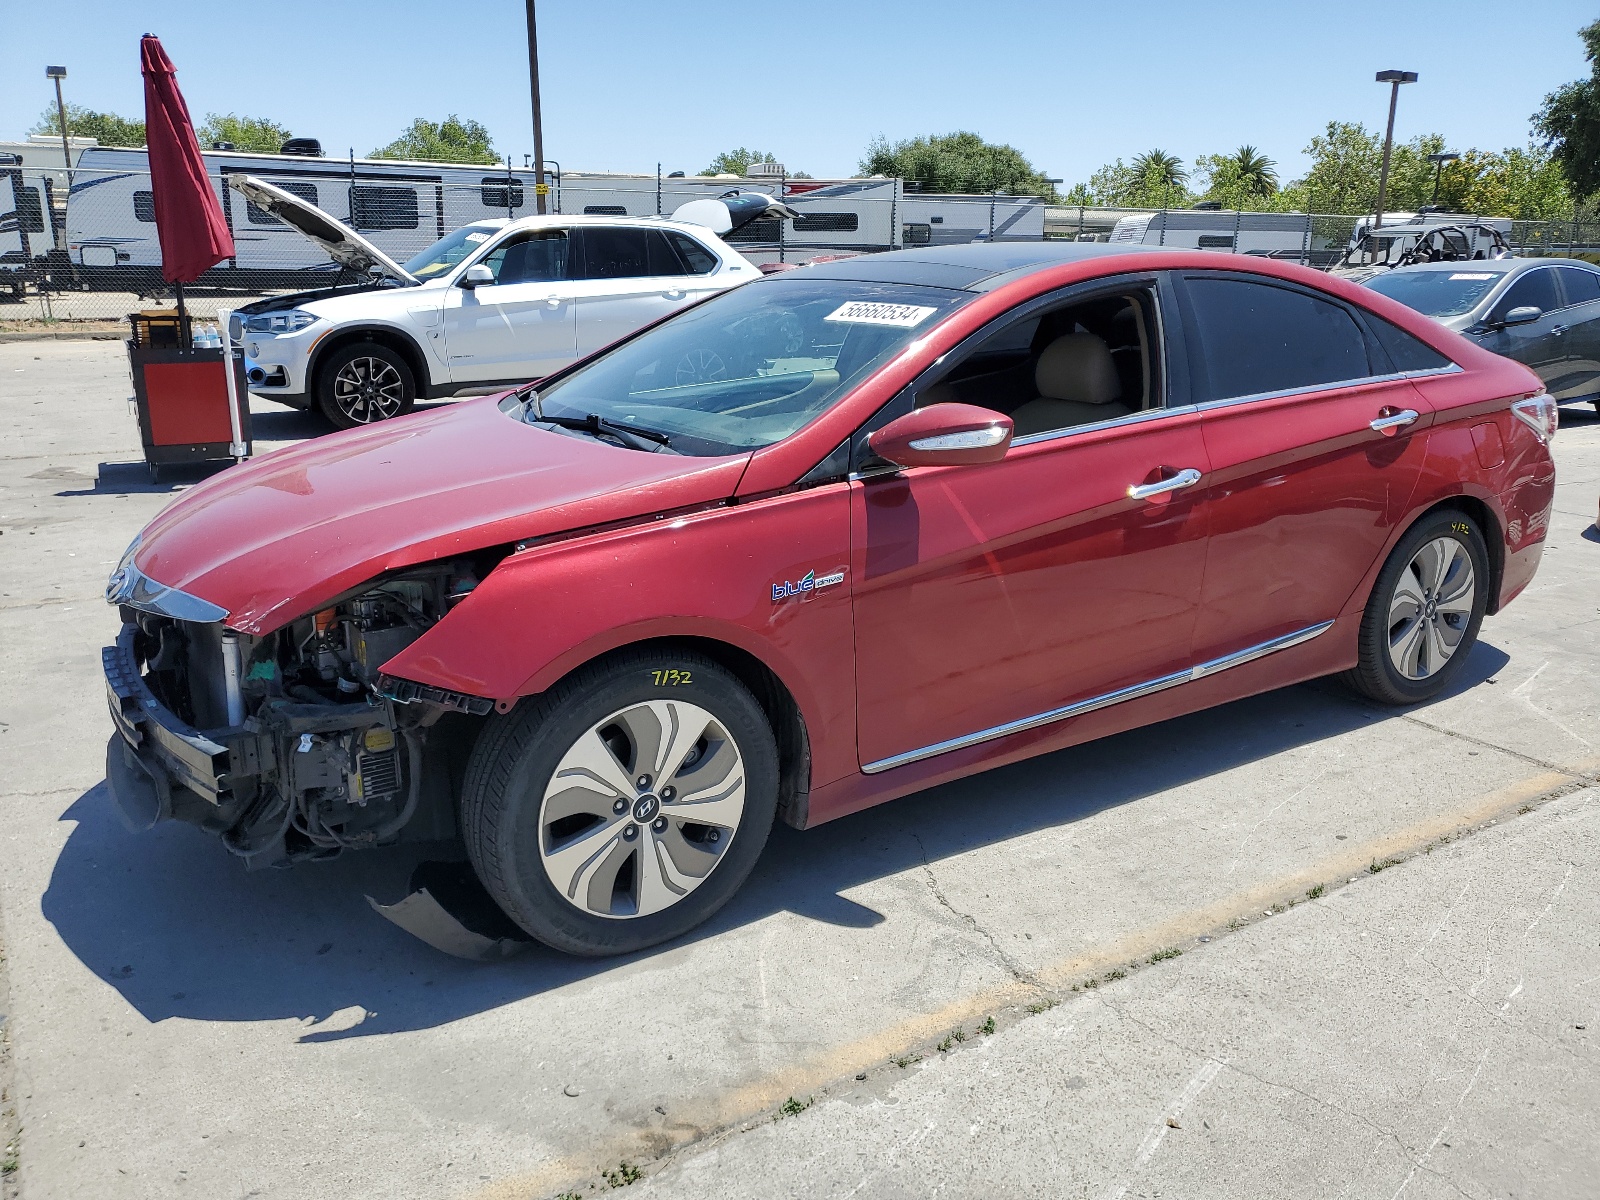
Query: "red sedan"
103 243 1557 956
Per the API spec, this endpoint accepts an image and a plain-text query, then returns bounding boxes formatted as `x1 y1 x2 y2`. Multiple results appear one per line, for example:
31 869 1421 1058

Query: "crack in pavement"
909 831 1042 990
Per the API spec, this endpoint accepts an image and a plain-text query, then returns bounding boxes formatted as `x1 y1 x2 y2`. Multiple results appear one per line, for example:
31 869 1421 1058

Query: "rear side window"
1365 315 1452 373
1556 265 1600 305
1491 269 1560 321
667 231 718 274
1183 276 1372 402
578 227 692 278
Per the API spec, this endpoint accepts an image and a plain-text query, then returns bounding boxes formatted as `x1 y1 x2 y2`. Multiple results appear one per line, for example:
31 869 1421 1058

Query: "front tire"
1342 508 1489 705
460 650 778 956
316 342 416 430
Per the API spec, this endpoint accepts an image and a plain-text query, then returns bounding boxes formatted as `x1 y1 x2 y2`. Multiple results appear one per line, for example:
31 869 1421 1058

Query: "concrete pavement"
0 339 1596 1200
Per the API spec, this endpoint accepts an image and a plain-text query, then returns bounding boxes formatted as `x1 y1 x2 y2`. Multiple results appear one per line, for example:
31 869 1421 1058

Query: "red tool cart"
128 308 251 482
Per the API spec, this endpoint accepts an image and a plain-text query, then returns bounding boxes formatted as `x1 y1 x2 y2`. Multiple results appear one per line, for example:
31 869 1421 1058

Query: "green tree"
1227 145 1277 193
1076 157 1191 207
860 131 1059 200
1435 146 1573 219
700 148 777 176
1130 149 1187 190
29 102 145 147
371 116 497 165
198 113 292 153
1535 18 1600 202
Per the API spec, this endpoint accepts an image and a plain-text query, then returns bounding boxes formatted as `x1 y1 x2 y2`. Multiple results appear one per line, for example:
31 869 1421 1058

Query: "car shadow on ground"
40 638 1511 1042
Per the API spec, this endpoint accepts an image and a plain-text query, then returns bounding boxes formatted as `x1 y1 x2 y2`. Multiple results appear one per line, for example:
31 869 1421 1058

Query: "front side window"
401 225 499 280
916 284 1161 438
1490 269 1560 321
527 278 971 455
1364 269 1502 318
351 185 418 231
478 229 568 284
1183 276 1371 403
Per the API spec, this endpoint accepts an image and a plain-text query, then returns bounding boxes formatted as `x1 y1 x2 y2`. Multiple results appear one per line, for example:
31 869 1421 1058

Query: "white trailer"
1109 209 1314 257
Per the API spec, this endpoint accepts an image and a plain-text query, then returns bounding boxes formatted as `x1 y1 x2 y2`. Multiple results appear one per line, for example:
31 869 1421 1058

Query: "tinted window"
578 227 688 278
1491 269 1560 321
793 212 858 232
480 176 523 209
133 190 156 222
1184 277 1371 402
350 185 418 231
14 186 44 233
1365 315 1452 373
480 230 568 284
667 231 717 274
246 180 317 225
583 205 628 216
1556 265 1600 305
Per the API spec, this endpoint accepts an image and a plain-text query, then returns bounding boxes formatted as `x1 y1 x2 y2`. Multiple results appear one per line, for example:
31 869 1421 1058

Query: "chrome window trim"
1010 401 1200 446
861 620 1334 775
1191 364 1462 414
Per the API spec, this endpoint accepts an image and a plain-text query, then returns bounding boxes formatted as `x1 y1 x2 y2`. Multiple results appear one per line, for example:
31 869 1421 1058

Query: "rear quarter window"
1363 313 1452 373
1182 275 1372 402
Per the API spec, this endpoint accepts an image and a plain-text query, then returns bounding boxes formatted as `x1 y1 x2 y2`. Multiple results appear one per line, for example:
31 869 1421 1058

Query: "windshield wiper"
523 390 671 452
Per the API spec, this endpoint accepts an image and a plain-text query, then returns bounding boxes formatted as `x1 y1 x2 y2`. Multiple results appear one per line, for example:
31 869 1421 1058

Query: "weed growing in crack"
777 1096 813 1119
604 1161 643 1187
1368 857 1402 874
1519 804 1533 814
892 1053 921 1068
1148 948 1182 963
937 1028 967 1052
980 1016 996 1035
1306 883 1325 900
1028 998 1058 1013
1228 917 1245 931
1104 969 1126 982
1082 977 1100 990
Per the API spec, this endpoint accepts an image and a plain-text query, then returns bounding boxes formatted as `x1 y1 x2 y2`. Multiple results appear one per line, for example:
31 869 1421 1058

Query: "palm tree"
1131 149 1188 189
1229 145 1278 194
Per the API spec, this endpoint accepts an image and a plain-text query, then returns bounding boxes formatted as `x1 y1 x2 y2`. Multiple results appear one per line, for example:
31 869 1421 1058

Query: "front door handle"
544 294 562 308
1551 324 1567 336
664 287 686 300
1128 467 1203 501
1369 408 1419 435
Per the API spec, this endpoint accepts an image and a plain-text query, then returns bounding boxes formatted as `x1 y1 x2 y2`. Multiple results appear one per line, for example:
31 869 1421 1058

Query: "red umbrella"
140 33 233 336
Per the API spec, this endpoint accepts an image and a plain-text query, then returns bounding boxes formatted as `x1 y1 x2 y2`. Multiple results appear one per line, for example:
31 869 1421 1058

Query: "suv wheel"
1342 508 1489 705
317 342 416 429
460 650 778 956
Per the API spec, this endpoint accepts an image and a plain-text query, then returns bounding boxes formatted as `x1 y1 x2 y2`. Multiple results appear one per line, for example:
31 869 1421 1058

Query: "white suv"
228 177 777 428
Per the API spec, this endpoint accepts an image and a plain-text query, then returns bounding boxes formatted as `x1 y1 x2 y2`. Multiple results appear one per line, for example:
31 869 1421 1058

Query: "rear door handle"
544 294 563 308
1128 467 1202 500
1369 408 1419 434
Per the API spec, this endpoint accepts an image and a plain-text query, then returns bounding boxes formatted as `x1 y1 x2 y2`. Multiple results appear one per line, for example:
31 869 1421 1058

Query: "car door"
1551 264 1600 400
1474 266 1570 396
1174 271 1437 665
440 228 576 383
850 277 1212 772
568 226 710 356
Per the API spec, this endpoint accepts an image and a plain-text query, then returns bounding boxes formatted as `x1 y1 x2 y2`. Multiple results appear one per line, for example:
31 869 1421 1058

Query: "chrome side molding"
862 619 1335 775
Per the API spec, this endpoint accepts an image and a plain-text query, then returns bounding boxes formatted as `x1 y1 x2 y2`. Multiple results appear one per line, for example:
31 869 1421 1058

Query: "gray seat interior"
1007 333 1133 436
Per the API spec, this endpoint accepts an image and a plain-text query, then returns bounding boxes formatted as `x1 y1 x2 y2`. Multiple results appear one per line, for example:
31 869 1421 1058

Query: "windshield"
527 278 972 456
1364 269 1504 318
402 225 501 281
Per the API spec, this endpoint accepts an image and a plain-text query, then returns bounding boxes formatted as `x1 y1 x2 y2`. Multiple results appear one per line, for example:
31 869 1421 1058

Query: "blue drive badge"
773 568 846 602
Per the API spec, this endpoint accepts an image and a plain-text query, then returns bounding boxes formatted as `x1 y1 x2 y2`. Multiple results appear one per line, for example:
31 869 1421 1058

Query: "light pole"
1373 69 1417 234
1426 151 1459 208
46 65 71 171
523 0 547 215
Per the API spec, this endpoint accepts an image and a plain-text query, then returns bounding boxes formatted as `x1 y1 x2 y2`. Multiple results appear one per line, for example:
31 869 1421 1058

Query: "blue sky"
3 1 1594 185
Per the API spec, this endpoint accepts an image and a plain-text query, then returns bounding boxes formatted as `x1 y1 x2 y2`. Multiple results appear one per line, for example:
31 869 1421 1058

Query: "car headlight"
244 310 318 335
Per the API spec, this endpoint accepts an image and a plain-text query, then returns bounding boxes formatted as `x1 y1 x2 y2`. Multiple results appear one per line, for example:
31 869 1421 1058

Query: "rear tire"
1341 508 1489 705
316 342 416 430
460 650 778 956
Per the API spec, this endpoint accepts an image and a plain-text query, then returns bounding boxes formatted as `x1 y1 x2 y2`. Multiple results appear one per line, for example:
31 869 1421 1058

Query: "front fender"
380 484 860 788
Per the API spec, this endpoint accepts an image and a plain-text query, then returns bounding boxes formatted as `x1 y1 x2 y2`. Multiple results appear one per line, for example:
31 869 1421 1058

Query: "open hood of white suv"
226 175 419 285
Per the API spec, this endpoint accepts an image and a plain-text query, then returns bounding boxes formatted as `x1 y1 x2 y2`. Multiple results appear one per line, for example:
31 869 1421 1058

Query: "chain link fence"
5 158 1599 326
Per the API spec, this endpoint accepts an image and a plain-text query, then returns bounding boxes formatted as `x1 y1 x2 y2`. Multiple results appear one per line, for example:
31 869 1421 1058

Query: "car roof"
793 241 1179 291
476 213 718 237
1383 257 1590 276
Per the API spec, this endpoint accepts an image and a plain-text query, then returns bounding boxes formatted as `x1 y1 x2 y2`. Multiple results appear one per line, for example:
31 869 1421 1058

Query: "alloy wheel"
539 700 746 919
1386 536 1476 680
332 356 406 423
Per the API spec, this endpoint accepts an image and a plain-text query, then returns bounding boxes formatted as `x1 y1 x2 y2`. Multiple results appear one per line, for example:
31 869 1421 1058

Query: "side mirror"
1501 305 1542 327
459 263 495 289
868 403 1013 469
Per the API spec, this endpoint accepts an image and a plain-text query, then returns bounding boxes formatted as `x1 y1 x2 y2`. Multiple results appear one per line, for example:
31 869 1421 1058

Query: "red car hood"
134 397 750 635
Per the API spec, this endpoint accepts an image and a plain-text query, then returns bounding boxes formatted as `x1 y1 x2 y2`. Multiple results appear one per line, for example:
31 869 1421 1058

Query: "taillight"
1510 392 1558 443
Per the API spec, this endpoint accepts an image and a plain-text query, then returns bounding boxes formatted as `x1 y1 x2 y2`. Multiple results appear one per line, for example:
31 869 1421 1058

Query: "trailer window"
246 180 317 225
903 223 932 245
14 186 45 233
133 191 156 222
793 212 858 232
584 205 628 216
481 177 524 209
351 186 418 231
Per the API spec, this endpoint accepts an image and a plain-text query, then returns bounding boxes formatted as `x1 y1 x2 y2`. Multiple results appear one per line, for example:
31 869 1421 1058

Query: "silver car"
1363 257 1600 411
